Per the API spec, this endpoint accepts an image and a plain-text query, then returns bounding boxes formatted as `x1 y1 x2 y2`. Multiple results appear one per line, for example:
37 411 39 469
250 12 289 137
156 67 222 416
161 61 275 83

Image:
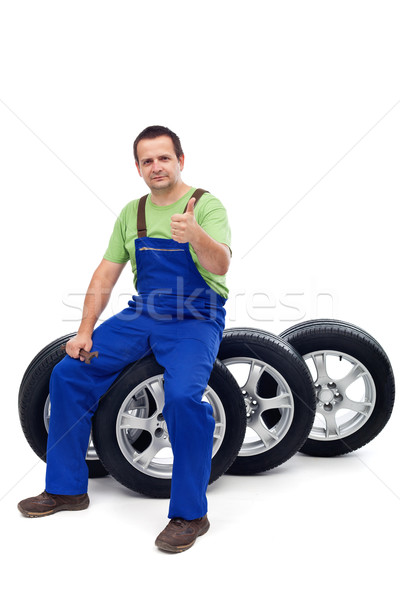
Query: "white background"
1 1 399 598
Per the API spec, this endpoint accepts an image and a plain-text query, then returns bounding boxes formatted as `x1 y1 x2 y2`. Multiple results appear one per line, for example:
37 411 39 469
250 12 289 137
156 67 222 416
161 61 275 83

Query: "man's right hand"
65 333 93 361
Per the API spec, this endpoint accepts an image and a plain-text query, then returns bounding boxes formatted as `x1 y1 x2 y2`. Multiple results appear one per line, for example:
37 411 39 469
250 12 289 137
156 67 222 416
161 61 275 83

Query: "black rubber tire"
92 355 247 498
218 328 317 474
18 333 108 478
280 319 396 456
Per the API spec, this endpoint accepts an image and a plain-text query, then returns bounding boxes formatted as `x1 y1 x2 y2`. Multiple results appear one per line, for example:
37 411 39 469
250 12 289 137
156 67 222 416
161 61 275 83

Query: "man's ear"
135 162 142 177
179 153 185 171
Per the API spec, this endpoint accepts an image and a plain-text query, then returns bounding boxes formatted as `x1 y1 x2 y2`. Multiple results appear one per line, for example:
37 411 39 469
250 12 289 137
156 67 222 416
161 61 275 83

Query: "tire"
92 355 247 498
218 328 317 474
18 334 108 478
279 319 395 456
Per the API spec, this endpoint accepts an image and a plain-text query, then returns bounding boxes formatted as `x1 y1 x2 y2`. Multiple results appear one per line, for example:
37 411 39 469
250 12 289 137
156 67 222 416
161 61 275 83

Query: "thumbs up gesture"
170 197 199 244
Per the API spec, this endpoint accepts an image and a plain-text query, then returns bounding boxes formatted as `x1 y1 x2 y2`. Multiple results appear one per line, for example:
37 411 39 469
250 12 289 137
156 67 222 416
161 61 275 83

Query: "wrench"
60 344 99 364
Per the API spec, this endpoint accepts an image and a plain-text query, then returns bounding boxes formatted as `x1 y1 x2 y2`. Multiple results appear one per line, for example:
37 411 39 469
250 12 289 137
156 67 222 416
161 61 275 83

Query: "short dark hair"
133 125 183 163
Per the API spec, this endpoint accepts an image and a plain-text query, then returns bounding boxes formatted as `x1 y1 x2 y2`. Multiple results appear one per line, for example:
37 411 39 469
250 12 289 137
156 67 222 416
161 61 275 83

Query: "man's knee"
50 355 83 387
163 382 212 419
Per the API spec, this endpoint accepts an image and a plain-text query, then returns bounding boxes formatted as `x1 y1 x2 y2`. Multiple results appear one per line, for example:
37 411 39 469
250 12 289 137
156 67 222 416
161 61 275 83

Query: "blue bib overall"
46 189 227 519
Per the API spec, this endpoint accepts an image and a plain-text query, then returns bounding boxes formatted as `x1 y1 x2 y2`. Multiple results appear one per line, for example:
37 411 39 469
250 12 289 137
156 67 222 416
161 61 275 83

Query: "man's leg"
46 311 153 494
151 333 221 552
18 308 152 515
160 337 217 519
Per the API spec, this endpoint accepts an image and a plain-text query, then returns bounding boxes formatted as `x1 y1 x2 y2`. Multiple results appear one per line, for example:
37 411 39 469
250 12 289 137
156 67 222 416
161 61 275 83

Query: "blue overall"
46 193 227 520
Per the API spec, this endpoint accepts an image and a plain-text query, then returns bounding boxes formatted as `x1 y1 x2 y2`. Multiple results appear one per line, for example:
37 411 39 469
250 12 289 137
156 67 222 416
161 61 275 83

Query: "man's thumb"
187 197 196 213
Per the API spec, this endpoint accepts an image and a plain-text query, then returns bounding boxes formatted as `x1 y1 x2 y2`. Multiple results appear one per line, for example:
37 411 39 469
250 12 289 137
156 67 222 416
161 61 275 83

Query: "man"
18 125 232 553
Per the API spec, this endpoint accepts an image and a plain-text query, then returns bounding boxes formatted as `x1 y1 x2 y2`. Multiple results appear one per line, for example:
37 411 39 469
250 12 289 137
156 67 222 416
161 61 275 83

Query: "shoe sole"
155 520 210 553
18 499 90 518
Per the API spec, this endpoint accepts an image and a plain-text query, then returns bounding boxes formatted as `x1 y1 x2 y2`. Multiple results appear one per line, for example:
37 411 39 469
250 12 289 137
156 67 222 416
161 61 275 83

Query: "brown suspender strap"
183 188 209 212
137 195 148 238
136 189 209 237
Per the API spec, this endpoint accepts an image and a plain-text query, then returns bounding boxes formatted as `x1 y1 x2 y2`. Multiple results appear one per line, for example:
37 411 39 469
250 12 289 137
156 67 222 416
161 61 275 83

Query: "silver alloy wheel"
222 357 295 457
303 350 376 441
43 394 148 462
116 374 226 479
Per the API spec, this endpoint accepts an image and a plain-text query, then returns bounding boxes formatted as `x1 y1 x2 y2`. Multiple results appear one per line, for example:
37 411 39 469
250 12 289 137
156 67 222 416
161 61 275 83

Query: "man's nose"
151 160 162 173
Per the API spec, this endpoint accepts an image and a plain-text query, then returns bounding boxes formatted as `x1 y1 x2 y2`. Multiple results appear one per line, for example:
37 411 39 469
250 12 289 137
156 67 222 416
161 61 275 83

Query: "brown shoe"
155 515 210 553
18 490 89 518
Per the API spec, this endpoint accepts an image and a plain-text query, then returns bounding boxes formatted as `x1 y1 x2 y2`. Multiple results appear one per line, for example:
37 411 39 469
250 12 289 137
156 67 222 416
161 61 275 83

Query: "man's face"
136 135 184 192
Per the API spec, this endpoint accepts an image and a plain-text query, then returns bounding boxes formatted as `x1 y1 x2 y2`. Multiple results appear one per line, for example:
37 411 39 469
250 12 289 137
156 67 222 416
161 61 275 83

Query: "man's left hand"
170 197 200 244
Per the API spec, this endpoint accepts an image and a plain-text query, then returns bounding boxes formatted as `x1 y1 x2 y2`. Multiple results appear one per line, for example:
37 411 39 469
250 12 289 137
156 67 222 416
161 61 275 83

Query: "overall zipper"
139 247 185 252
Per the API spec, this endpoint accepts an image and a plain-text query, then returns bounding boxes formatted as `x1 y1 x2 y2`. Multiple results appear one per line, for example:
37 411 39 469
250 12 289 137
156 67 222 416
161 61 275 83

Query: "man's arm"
170 197 231 275
66 259 126 359
189 230 231 275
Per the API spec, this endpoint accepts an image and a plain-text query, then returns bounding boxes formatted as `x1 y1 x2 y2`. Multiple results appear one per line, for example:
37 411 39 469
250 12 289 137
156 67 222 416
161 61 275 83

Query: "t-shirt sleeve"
103 209 130 264
197 195 232 256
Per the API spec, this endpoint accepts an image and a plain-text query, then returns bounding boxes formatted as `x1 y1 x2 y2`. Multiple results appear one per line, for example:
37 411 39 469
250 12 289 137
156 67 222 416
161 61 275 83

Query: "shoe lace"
170 518 188 528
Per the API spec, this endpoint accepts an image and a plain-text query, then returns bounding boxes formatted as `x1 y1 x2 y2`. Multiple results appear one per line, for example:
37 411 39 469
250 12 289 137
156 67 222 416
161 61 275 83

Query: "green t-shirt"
103 187 232 299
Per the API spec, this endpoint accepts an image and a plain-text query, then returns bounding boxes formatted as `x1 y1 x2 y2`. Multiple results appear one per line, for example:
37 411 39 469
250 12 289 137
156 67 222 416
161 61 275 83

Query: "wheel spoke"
258 393 292 412
249 415 279 446
322 410 340 438
213 421 224 440
131 436 170 469
312 352 329 381
244 360 265 398
340 395 373 415
146 378 165 412
119 412 154 432
335 363 367 393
